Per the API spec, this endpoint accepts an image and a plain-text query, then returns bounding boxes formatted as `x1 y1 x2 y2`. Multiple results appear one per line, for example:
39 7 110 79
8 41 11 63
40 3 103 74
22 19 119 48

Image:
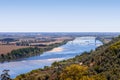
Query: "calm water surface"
0 37 102 78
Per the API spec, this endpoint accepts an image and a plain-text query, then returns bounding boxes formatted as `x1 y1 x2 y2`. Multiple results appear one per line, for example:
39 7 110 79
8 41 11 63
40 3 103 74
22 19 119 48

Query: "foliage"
0 47 42 62
60 64 88 80
60 64 106 80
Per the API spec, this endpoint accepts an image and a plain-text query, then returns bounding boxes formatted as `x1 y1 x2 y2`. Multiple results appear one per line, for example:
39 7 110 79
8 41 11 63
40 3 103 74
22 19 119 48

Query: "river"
0 37 103 78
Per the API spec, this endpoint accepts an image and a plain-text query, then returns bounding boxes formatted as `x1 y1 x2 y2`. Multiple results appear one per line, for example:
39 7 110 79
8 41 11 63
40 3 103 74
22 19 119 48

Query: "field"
0 37 72 55
0 45 30 55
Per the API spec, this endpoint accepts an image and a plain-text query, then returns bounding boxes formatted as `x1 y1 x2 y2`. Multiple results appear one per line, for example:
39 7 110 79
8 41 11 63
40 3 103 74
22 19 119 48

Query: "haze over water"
0 37 102 78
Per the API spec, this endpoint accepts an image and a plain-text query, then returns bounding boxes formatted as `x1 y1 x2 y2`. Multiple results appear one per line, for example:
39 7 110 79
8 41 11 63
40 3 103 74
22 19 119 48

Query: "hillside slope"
15 36 120 80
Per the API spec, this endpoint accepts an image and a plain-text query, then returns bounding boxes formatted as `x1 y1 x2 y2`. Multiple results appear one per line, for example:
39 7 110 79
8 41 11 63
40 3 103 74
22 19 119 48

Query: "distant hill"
15 36 120 80
0 38 17 42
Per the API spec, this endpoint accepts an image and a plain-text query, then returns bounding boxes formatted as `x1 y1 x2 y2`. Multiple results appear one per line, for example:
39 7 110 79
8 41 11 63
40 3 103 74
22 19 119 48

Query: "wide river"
0 37 102 78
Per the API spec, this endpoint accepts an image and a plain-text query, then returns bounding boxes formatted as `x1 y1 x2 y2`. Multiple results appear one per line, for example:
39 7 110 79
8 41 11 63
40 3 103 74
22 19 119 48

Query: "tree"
60 64 107 80
60 64 89 80
0 70 12 80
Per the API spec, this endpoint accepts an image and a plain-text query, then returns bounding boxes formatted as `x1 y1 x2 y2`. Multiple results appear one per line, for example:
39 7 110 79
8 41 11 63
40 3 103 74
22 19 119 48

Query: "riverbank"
14 36 120 80
0 39 71 63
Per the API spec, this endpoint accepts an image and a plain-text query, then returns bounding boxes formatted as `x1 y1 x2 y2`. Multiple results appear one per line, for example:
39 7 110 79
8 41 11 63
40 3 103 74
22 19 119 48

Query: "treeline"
0 47 43 62
0 40 68 63
0 38 17 42
15 35 120 80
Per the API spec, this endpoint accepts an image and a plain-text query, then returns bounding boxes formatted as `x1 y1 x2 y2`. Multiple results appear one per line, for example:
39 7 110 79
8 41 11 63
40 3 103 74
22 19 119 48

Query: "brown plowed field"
0 45 30 55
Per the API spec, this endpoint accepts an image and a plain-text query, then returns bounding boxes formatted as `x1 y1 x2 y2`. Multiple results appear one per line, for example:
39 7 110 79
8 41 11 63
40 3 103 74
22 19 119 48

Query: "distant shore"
0 39 72 63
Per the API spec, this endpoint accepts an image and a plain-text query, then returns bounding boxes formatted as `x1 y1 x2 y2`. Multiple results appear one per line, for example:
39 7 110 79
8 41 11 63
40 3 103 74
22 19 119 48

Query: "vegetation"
0 70 12 80
0 47 42 62
14 35 120 80
60 64 106 80
0 38 17 42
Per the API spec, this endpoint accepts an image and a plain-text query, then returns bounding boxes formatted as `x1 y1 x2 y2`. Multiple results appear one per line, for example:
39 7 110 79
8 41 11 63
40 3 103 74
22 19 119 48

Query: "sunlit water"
0 37 102 78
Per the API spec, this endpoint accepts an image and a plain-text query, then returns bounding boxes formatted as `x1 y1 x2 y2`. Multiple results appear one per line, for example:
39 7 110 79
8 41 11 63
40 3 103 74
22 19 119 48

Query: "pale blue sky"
0 0 120 32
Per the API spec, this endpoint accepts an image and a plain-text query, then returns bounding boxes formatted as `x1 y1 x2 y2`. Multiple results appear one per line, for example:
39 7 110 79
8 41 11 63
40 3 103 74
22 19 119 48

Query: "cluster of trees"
0 38 16 42
0 47 43 62
60 64 106 80
15 36 120 80
0 38 17 45
15 64 106 80
16 41 30 46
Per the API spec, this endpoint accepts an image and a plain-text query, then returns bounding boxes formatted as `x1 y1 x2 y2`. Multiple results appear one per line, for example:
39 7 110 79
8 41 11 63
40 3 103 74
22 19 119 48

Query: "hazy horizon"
0 0 120 32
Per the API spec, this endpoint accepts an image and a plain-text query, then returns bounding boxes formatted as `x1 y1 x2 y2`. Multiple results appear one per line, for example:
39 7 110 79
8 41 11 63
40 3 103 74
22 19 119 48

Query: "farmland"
0 45 30 55
0 37 72 55
0 33 73 62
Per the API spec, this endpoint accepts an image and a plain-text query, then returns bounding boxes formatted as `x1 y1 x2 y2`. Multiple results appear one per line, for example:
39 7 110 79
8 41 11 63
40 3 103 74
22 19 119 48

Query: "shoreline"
48 47 64 52
0 39 71 63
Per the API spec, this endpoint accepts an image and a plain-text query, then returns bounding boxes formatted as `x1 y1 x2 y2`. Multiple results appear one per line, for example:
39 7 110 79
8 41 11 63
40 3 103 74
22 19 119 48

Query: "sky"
0 0 120 32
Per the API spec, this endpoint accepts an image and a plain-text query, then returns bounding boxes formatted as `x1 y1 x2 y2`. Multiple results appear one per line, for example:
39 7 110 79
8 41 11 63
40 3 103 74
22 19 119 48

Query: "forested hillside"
15 36 120 80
